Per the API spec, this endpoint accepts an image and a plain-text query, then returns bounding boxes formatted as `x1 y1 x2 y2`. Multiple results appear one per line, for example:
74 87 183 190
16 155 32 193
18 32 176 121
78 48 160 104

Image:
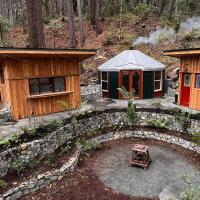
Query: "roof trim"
0 47 96 60
163 48 200 57
0 47 96 52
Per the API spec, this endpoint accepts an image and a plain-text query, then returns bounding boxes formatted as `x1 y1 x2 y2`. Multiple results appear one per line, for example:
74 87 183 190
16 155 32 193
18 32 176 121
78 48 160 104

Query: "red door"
181 73 191 107
119 70 141 99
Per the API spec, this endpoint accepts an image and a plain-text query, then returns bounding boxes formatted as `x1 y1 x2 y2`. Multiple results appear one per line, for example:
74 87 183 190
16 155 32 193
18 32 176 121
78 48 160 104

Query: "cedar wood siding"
179 56 200 110
4 57 81 120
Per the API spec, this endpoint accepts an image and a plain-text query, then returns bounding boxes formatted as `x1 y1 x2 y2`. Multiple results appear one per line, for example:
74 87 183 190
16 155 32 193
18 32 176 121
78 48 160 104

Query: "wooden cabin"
0 48 96 120
164 48 200 111
98 50 165 99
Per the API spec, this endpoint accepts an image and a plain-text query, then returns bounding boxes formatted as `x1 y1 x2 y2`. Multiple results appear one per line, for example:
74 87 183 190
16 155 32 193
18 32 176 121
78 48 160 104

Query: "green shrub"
21 126 37 137
121 33 136 48
57 100 71 111
175 111 191 132
181 175 200 200
11 160 25 175
0 179 7 188
0 138 11 148
28 158 40 169
45 154 55 165
127 103 139 125
192 132 200 145
71 115 78 128
134 3 151 17
152 101 163 110
148 118 169 129
49 119 63 129
60 141 72 155
11 132 21 143
75 138 101 153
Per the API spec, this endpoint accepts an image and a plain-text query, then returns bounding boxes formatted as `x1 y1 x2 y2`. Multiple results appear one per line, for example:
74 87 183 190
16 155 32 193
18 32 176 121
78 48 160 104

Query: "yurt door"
181 73 191 107
120 70 140 98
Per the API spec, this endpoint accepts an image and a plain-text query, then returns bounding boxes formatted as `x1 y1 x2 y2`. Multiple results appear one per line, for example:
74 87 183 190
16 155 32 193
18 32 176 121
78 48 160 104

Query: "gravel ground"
94 144 200 198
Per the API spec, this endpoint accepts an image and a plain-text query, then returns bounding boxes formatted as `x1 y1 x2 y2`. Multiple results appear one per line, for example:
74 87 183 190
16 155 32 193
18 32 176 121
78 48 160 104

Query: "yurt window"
101 72 109 92
154 71 162 91
195 74 200 88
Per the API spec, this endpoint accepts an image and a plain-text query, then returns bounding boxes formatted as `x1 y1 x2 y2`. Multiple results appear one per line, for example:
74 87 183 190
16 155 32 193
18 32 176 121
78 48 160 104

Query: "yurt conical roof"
98 50 165 72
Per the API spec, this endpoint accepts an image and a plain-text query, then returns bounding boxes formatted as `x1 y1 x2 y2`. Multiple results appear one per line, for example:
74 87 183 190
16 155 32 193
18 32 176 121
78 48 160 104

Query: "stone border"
1 110 200 177
0 105 11 124
81 84 102 102
1 130 199 200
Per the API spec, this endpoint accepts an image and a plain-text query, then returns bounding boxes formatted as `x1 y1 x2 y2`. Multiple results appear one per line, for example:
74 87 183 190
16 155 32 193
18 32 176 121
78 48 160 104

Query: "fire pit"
129 144 151 169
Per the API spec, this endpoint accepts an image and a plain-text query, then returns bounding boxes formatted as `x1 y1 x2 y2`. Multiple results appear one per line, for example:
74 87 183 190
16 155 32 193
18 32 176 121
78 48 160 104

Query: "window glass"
39 78 51 84
102 81 108 90
154 71 162 91
102 72 108 81
196 74 200 88
54 77 65 92
155 71 161 80
29 78 38 85
29 77 66 95
184 74 191 86
30 85 39 95
155 81 161 90
39 84 53 93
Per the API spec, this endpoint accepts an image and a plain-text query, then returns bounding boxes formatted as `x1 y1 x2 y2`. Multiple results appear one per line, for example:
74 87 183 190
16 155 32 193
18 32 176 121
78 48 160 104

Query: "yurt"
98 50 165 99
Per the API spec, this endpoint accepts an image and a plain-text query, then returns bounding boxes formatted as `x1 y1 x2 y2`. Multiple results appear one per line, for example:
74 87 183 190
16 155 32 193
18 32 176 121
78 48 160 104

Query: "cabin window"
101 72 109 92
29 77 66 95
154 71 162 91
195 74 200 88
0 69 5 84
184 73 191 86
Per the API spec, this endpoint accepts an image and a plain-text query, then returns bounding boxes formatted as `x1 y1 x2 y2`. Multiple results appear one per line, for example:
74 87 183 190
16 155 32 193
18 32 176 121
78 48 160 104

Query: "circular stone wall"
94 143 200 198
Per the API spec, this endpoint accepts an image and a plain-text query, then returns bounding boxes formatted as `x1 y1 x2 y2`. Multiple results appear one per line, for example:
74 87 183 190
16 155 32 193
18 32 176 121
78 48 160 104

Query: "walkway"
0 96 199 139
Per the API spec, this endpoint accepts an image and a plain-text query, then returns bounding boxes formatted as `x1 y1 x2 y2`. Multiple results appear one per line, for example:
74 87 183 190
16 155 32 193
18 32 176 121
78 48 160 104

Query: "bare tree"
26 0 45 48
119 0 123 41
90 0 102 35
77 0 85 47
67 0 76 48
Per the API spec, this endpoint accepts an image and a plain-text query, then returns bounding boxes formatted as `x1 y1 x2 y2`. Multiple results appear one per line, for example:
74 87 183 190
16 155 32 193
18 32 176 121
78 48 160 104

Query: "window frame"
195 73 200 89
29 77 66 96
154 71 163 92
101 72 109 92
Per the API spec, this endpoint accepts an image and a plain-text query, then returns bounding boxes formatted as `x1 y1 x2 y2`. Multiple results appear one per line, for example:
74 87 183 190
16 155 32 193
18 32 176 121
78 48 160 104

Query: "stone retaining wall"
81 84 102 102
1 130 199 200
0 110 200 177
0 105 11 124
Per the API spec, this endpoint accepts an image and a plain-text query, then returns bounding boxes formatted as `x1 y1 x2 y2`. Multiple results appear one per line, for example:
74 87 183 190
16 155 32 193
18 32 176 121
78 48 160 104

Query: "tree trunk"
119 0 123 41
90 0 102 35
77 0 85 47
26 0 45 48
94 0 102 35
66 0 76 48
168 0 176 20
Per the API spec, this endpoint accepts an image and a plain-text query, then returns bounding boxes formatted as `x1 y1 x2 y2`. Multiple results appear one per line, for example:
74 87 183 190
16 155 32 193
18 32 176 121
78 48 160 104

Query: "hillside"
8 14 200 85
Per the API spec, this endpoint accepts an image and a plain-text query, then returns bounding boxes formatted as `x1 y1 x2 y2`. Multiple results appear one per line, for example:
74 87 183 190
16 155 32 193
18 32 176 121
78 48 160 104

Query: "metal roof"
98 50 165 72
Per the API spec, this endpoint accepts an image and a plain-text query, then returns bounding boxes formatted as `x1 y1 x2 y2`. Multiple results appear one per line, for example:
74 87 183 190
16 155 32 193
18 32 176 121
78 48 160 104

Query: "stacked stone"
0 105 11 124
0 110 200 177
1 130 199 200
81 85 102 102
